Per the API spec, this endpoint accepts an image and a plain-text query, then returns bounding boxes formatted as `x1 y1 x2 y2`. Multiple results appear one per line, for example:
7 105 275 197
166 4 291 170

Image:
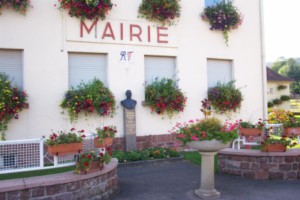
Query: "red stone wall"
112 133 176 150
218 149 300 180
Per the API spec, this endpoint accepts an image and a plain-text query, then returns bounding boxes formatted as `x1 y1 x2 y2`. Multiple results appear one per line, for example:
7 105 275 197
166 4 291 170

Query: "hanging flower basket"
201 1 243 45
0 0 31 15
138 0 181 26
144 78 187 118
208 81 243 114
60 79 116 122
58 0 113 21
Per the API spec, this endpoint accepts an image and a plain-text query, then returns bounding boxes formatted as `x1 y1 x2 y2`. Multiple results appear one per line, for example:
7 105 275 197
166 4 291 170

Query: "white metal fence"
0 133 99 174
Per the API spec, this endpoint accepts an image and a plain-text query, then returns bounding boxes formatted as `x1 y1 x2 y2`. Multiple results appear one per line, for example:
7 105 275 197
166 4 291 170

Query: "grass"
181 151 218 173
0 165 74 181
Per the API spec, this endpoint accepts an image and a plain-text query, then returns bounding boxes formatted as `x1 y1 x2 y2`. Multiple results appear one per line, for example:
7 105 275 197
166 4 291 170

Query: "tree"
270 58 300 94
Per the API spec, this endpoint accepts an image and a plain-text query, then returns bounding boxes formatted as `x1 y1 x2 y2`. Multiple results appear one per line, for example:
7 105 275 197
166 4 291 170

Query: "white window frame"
68 52 107 88
0 49 23 88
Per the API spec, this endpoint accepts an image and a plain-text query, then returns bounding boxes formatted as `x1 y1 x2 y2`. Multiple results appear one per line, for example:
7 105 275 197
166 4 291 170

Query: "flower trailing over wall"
201 1 243 45
138 0 181 26
60 79 116 122
208 81 243 114
58 0 113 20
0 0 31 14
145 78 186 118
0 73 28 140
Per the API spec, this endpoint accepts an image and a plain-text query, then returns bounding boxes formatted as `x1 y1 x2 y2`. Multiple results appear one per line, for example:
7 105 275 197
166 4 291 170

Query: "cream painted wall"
0 0 265 140
267 81 291 110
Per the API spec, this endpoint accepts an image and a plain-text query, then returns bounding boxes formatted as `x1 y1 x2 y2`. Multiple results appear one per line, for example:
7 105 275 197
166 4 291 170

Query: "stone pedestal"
123 108 136 151
195 152 220 199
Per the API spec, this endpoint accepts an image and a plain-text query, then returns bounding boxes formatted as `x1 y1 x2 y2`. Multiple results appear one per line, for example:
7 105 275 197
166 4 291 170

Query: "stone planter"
239 127 262 137
47 143 83 155
187 140 231 199
261 143 286 152
94 137 113 148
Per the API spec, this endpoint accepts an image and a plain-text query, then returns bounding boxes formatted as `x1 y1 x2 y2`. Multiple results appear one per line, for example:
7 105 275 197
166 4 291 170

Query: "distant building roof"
266 67 294 82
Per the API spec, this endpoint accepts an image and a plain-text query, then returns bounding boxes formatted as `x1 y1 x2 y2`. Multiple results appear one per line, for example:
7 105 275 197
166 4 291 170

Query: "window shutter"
0 49 23 88
68 53 107 88
145 56 176 84
207 59 232 88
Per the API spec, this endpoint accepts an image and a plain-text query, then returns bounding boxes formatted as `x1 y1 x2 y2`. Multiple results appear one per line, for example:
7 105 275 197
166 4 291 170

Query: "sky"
263 0 300 62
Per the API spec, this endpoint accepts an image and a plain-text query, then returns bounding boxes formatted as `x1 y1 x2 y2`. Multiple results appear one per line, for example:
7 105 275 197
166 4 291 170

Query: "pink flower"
191 135 199 141
178 134 185 139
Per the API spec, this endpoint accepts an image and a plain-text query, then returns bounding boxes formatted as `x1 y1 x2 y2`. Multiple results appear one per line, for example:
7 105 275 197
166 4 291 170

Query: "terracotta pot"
94 137 113 148
47 143 83 156
77 161 104 175
284 127 300 136
239 127 262 137
261 143 286 152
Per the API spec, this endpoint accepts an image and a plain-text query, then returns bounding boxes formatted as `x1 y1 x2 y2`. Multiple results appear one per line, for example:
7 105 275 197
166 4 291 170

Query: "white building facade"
0 0 266 141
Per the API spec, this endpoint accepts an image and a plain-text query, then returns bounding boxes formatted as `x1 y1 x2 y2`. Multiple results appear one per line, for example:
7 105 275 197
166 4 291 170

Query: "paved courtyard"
112 160 300 200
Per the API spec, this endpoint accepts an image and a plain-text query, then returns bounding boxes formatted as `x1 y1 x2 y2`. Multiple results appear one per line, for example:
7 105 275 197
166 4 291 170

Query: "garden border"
0 158 118 200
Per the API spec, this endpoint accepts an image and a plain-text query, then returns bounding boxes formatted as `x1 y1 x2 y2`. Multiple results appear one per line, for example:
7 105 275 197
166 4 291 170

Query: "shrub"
60 79 116 122
280 95 290 101
267 101 274 108
272 98 282 105
277 85 287 90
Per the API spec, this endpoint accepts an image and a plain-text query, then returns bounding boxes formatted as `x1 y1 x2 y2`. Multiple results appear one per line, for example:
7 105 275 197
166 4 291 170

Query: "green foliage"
280 95 290 101
112 147 180 163
277 85 287 90
208 81 243 113
60 79 116 122
138 0 181 26
267 101 274 108
59 0 113 20
44 128 85 146
239 119 265 129
201 1 243 45
272 98 282 105
145 78 186 118
260 134 297 150
0 0 31 14
0 73 28 140
171 118 239 145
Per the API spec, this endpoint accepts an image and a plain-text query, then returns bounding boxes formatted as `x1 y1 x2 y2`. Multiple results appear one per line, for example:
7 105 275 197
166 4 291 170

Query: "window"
0 49 23 88
68 53 107 88
144 56 176 84
205 0 230 7
270 88 274 93
207 59 232 88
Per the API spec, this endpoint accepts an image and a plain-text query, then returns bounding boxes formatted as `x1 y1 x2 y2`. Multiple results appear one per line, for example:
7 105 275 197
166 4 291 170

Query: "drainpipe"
259 0 267 119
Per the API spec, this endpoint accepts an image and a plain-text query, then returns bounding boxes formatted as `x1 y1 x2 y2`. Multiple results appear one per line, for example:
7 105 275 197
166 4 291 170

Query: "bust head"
126 90 132 99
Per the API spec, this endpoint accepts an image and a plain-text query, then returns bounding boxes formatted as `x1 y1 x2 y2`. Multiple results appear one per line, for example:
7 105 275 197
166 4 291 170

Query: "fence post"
40 138 44 168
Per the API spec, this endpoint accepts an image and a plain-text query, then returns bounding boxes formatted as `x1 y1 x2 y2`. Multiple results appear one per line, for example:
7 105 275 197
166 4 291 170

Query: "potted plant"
0 0 31 15
94 125 117 148
208 81 243 114
283 115 300 136
138 0 181 26
144 78 187 118
75 148 111 175
0 73 28 140
170 103 238 199
44 128 85 155
60 79 116 122
201 1 243 45
57 0 113 21
260 133 297 152
239 119 265 137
